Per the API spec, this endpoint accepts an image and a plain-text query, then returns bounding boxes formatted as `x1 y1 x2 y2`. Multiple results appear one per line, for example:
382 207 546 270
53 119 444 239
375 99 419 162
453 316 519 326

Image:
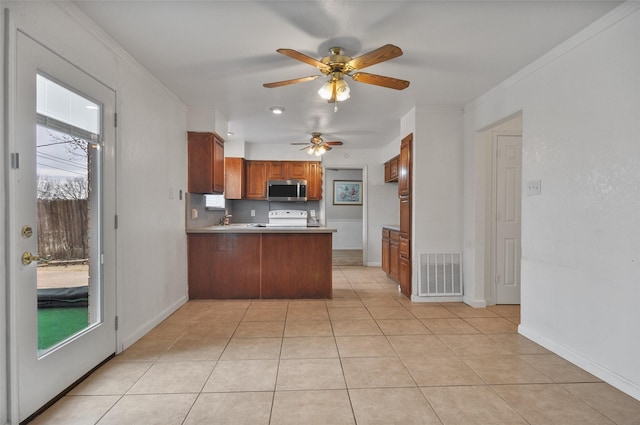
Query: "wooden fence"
37 199 89 261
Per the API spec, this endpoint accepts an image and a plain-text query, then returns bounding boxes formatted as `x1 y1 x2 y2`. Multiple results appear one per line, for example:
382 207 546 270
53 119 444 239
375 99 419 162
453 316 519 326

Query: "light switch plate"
251 210 256 217
526 180 542 196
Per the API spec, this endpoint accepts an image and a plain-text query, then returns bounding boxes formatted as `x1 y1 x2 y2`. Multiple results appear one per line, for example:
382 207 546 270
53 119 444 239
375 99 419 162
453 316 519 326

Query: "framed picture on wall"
333 180 362 205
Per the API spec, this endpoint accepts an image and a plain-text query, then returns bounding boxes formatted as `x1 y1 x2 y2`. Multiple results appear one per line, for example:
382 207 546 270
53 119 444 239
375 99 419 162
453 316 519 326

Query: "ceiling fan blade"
325 141 343 146
277 49 331 72
351 72 410 90
263 75 320 88
325 146 333 151
345 44 403 71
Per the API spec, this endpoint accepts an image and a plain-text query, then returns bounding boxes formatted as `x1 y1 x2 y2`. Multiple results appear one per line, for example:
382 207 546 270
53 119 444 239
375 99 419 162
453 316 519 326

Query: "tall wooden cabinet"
187 132 225 194
398 134 413 298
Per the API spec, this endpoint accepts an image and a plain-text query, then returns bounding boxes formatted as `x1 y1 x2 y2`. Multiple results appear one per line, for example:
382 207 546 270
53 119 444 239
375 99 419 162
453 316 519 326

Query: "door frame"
4 26 119 423
321 164 368 265
490 130 522 305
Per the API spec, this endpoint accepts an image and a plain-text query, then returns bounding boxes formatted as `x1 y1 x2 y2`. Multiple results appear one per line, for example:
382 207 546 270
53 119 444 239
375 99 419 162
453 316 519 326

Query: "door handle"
21 252 51 266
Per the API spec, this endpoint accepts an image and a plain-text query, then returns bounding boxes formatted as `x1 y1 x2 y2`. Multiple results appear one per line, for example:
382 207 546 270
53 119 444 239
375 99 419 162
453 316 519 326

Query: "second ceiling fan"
292 132 343 156
263 44 410 103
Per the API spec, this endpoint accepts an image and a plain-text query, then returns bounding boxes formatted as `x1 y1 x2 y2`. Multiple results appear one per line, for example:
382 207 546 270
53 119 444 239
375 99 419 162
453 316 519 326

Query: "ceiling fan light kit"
264 44 409 106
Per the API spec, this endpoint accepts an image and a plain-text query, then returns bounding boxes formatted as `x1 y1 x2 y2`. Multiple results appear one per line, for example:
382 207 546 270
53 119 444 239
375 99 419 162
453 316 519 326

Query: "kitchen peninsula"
186 225 336 299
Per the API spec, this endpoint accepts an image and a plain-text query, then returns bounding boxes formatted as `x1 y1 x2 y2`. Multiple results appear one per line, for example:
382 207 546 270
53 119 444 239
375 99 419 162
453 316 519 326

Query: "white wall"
399 107 465 301
1 3 188 420
464 3 640 399
413 108 464 300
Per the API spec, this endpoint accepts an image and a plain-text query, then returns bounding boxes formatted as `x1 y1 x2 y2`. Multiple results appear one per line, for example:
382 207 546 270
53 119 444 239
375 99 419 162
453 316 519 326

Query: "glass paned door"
13 32 116 422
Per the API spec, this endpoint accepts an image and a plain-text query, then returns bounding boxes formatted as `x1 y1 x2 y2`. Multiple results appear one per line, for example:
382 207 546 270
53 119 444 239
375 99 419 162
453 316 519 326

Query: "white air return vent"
419 253 462 296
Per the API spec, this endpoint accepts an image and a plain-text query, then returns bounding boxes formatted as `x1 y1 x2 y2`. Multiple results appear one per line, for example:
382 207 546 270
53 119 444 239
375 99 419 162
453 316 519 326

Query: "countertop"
382 224 400 231
186 224 337 234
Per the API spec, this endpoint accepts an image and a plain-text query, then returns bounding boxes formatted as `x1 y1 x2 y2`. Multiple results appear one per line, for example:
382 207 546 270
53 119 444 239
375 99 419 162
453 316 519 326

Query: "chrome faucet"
220 213 232 226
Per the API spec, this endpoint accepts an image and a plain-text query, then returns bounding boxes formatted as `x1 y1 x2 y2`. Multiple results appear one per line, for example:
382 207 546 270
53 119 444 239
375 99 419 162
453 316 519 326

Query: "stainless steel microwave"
267 179 307 202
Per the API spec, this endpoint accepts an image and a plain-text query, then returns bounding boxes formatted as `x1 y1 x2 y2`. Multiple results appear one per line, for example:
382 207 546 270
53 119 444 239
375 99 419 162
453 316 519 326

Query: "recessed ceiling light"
270 106 285 115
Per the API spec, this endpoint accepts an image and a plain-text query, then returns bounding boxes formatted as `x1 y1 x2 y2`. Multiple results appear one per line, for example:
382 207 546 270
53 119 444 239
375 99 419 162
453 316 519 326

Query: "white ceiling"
73 0 620 149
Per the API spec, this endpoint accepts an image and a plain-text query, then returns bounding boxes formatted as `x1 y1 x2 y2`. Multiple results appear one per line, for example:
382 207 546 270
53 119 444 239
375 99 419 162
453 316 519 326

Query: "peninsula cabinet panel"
245 160 268 199
188 131 225 194
261 233 332 298
188 234 260 299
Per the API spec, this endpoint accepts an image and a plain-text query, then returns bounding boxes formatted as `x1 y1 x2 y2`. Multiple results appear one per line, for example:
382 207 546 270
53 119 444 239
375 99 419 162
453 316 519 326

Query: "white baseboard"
463 296 487 308
367 261 382 267
519 324 640 401
118 296 188 353
411 295 464 303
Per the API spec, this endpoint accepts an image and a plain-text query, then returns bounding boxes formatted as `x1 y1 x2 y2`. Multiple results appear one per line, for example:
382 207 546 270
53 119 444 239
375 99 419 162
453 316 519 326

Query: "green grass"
38 307 89 351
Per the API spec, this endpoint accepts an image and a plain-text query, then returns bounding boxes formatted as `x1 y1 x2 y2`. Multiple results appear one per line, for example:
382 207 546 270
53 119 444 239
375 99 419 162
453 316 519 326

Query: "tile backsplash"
185 193 321 227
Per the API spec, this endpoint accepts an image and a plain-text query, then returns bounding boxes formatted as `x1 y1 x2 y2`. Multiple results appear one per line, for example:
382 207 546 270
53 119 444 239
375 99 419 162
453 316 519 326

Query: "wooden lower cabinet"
389 230 400 281
381 229 390 273
261 234 332 298
188 233 260 298
399 255 411 298
382 226 411 298
188 232 332 299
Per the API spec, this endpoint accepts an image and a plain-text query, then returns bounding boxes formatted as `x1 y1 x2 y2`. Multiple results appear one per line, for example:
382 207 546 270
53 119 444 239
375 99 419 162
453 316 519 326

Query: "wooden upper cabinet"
267 161 286 180
384 155 399 182
243 160 322 200
245 160 268 199
187 132 225 194
307 161 322 200
224 157 245 199
399 134 412 196
288 161 309 180
268 161 309 180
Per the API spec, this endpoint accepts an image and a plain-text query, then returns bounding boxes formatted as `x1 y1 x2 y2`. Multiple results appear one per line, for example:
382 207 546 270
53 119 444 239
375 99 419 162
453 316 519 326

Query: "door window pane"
36 74 102 354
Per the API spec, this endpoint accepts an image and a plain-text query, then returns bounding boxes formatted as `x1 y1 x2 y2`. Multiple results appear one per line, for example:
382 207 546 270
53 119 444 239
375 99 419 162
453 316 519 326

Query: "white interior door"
494 135 522 304
10 32 117 422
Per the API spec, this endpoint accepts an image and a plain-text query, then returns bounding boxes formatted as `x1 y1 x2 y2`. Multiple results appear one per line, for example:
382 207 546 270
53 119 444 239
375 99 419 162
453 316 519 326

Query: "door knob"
21 252 51 266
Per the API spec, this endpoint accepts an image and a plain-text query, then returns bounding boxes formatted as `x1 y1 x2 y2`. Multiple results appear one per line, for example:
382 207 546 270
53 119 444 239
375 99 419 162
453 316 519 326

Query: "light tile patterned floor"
31 266 640 425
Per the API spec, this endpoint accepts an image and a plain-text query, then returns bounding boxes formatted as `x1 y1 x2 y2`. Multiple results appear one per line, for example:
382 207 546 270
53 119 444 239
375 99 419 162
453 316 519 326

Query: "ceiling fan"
263 44 410 105
291 132 343 156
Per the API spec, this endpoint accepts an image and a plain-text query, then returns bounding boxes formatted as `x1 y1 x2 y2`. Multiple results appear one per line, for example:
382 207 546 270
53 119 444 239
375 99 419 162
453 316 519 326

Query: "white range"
266 210 308 227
